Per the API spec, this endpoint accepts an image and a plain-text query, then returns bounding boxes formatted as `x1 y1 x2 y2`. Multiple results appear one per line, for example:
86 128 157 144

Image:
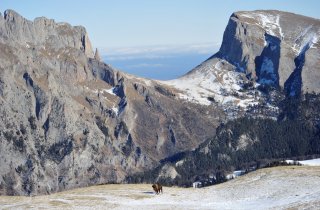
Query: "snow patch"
49 198 72 204
294 25 313 44
103 87 117 96
161 59 259 109
292 26 319 54
258 14 283 38
310 35 319 48
276 15 284 38
111 107 119 115
299 158 320 166
286 158 320 166
84 86 117 96
240 13 283 38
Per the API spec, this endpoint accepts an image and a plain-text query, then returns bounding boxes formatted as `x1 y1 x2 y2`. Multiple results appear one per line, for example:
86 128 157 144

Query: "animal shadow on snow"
142 191 155 194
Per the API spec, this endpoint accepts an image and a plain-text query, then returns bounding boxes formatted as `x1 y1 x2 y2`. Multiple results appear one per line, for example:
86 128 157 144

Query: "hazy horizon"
102 43 219 80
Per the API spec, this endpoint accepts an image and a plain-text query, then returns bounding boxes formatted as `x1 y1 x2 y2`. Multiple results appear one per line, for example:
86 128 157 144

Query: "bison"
152 183 163 194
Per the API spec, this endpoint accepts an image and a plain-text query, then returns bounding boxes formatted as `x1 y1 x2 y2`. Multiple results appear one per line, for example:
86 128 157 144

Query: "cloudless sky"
1 0 320 49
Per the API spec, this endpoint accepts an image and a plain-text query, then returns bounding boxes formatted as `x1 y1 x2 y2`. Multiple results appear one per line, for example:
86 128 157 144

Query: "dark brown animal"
152 183 163 194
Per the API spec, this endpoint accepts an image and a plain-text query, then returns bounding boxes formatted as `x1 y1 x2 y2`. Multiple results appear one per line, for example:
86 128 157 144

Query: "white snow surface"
286 158 320 166
311 35 319 48
292 26 319 54
111 106 119 115
299 158 320 166
103 87 117 96
84 86 117 97
1 166 320 209
239 12 283 38
160 59 258 109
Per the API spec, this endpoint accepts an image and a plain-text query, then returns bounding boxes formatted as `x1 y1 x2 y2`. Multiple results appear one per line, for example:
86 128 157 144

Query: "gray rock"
0 9 94 58
218 10 320 94
94 48 102 61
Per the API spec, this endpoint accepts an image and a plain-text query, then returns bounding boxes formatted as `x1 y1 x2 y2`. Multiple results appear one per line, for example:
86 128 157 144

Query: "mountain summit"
221 10 320 94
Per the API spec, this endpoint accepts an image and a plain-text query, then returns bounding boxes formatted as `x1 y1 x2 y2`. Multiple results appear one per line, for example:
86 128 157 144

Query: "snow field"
1 166 320 210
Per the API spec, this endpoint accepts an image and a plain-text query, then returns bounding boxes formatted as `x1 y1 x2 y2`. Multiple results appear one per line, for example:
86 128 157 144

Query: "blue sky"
1 0 319 48
1 0 319 79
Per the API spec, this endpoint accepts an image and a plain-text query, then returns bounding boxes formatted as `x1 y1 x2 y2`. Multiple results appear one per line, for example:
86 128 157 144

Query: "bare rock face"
94 48 102 62
218 10 320 95
0 9 94 58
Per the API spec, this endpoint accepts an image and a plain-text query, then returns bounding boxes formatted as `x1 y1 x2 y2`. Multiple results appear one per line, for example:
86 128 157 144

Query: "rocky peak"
218 10 320 94
163 10 320 120
94 48 102 61
3 9 24 22
0 9 94 58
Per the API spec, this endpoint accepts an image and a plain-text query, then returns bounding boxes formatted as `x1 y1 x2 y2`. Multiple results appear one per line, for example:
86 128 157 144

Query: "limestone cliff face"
0 9 94 58
0 10 222 195
218 10 320 95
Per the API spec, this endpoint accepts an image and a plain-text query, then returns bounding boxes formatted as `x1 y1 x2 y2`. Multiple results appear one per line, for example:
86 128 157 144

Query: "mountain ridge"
0 9 223 195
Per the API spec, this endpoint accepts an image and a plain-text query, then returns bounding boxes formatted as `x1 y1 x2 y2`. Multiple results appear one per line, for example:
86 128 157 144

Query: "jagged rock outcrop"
94 48 101 62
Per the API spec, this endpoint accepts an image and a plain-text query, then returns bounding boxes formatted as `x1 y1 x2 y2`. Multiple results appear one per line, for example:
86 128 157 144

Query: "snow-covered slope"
1 166 320 209
238 11 284 38
286 158 320 166
160 56 280 120
161 58 259 108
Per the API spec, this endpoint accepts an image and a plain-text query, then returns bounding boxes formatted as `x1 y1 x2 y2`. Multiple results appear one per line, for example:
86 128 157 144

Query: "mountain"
221 10 320 95
162 10 320 109
0 10 223 195
0 9 319 196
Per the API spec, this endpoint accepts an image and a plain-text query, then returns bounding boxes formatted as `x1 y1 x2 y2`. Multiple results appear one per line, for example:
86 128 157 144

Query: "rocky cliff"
0 9 319 196
219 10 320 95
0 10 222 195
